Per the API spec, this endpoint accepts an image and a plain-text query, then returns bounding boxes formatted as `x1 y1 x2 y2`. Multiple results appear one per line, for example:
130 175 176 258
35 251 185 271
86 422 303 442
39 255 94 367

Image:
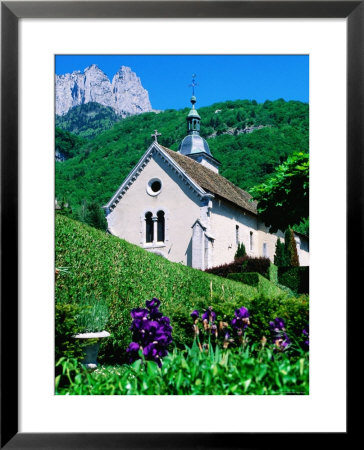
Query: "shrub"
235 242 246 259
244 294 309 350
227 272 283 298
186 291 309 351
229 272 260 286
77 199 108 231
55 302 85 375
278 266 309 294
242 257 271 278
204 256 248 278
206 256 271 280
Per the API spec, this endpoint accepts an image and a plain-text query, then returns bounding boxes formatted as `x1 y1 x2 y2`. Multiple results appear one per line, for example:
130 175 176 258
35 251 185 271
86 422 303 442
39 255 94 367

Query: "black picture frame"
1 1 357 448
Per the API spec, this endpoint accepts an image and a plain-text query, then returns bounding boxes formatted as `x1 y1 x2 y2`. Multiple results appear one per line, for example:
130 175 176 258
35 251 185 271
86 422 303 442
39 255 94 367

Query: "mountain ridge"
56 64 153 116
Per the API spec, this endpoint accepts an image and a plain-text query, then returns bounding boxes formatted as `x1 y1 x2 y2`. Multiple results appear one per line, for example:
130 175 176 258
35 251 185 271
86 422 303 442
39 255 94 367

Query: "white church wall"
295 234 310 266
209 198 259 267
208 199 309 268
106 152 201 265
256 222 284 264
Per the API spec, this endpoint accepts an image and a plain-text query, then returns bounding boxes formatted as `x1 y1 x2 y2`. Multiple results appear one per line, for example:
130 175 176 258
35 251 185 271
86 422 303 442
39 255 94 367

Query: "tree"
250 152 309 233
274 238 288 267
78 200 108 231
284 228 299 267
235 242 246 259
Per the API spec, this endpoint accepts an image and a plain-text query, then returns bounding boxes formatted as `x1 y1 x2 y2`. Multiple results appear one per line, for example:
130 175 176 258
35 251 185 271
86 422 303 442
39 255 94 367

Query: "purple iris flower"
202 307 216 322
269 317 286 331
270 318 290 351
190 310 199 321
303 325 309 348
235 306 250 319
146 298 161 309
143 343 158 359
127 298 172 367
149 307 163 320
160 316 171 326
130 308 149 320
282 333 291 347
231 306 250 332
126 342 140 363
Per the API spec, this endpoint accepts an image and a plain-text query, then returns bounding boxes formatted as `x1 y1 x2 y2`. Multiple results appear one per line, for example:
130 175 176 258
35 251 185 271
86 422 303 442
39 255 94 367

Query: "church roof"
159 145 258 215
179 134 212 156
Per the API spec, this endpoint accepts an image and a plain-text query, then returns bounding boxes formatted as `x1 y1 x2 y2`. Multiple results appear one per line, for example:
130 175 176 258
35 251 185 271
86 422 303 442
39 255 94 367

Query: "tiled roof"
159 145 258 215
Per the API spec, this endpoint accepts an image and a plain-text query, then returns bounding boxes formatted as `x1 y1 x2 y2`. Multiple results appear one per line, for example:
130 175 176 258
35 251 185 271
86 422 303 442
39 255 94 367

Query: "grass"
56 342 309 395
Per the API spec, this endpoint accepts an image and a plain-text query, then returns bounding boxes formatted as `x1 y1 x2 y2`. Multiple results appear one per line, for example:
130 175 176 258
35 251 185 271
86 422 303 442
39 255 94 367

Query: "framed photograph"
1 0 357 447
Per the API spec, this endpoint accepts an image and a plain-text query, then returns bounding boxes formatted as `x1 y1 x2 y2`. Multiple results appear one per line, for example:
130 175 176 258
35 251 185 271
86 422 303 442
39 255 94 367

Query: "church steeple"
187 95 201 135
178 75 220 173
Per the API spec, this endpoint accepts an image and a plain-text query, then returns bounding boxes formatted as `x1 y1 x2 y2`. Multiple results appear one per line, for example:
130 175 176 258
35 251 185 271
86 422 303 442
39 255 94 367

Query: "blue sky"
56 55 309 110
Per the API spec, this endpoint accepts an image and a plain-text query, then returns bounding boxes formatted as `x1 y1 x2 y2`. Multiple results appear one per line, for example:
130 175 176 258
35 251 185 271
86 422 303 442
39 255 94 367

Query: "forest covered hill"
55 98 308 221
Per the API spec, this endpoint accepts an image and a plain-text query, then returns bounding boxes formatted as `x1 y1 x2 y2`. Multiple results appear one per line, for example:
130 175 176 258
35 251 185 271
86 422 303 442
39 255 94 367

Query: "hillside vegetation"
56 102 122 140
55 98 308 216
55 215 310 364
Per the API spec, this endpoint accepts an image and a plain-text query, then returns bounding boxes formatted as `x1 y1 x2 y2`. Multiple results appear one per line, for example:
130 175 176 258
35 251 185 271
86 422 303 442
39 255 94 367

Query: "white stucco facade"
104 142 309 270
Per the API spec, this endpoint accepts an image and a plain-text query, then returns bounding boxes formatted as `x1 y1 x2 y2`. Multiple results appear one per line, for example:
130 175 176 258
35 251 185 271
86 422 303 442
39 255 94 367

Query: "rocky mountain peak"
56 64 152 117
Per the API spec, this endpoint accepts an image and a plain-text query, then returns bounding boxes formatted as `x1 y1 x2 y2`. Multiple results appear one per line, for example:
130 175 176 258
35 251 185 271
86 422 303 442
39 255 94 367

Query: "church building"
103 94 309 270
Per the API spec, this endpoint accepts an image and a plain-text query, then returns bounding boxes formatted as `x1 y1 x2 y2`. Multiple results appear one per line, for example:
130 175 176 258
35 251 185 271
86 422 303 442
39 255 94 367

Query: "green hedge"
278 266 309 294
56 215 260 362
268 264 278 284
227 272 283 298
56 216 309 364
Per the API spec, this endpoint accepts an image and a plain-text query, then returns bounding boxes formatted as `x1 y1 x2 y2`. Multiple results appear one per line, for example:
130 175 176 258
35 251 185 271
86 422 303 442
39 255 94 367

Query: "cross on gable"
151 129 162 142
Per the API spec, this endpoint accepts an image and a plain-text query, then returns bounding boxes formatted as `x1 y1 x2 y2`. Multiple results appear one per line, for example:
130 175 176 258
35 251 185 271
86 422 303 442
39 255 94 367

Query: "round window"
151 180 161 192
147 178 162 196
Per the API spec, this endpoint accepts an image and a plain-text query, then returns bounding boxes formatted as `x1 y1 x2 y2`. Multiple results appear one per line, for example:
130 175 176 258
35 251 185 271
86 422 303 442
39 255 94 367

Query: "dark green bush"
205 256 271 279
55 302 85 367
278 266 309 294
183 290 308 351
228 272 260 286
242 257 271 278
245 294 309 349
204 256 247 278
227 272 284 298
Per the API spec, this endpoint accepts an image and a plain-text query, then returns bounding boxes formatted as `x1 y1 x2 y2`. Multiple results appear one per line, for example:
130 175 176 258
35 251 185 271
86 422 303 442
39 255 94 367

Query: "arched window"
157 210 165 242
145 212 153 243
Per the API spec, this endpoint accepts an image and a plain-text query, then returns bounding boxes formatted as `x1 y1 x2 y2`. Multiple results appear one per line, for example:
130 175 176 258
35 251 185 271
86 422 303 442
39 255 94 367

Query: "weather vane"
189 73 198 96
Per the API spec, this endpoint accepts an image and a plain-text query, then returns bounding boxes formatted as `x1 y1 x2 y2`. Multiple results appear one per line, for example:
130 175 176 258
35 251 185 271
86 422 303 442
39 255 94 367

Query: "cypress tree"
284 228 299 267
274 238 288 267
235 242 246 259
